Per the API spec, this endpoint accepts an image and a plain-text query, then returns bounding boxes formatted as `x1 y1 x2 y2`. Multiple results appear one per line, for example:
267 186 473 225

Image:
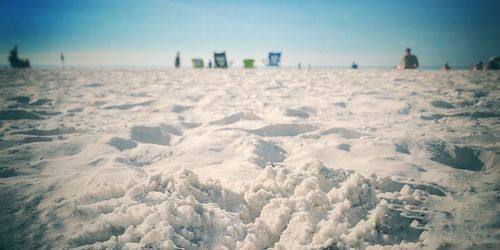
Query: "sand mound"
68 160 431 249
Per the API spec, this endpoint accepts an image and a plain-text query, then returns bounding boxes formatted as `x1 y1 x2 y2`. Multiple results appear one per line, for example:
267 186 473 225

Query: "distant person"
351 62 358 69
8 46 30 68
60 53 65 69
473 61 483 71
398 48 419 70
175 52 181 68
208 60 212 68
298 63 301 69
440 62 451 71
486 56 500 70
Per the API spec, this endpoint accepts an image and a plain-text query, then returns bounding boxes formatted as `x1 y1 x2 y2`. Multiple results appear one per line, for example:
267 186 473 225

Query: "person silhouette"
175 52 181 68
61 53 65 69
208 60 212 68
440 62 451 71
399 48 419 69
351 62 358 69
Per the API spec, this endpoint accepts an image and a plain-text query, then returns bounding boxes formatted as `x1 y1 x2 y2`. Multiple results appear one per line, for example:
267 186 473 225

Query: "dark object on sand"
351 62 358 69
486 56 500 70
8 46 30 68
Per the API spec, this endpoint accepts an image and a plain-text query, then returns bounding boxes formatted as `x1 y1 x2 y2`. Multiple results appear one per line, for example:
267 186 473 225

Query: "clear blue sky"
1 0 499 67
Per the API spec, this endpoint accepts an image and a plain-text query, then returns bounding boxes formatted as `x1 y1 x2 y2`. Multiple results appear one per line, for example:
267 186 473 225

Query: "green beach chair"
243 59 255 69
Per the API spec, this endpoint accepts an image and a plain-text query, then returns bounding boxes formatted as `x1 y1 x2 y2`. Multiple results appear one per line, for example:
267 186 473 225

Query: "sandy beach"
0 68 498 249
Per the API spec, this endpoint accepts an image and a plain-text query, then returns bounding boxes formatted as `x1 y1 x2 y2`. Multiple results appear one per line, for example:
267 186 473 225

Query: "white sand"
0 68 498 249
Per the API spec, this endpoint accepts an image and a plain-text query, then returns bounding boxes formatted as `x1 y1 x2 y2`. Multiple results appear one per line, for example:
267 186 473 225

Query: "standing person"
60 53 65 69
399 48 419 69
175 52 181 68
208 60 212 68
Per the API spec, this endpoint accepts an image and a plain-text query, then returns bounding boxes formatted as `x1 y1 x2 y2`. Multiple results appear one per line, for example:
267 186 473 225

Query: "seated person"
8 46 31 68
399 48 419 69
440 63 451 71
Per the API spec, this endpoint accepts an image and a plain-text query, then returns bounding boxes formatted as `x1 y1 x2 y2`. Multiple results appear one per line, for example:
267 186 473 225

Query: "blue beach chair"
267 52 281 67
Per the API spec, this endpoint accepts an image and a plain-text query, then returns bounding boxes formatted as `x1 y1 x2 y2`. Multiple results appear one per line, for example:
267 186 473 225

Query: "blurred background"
1 0 499 68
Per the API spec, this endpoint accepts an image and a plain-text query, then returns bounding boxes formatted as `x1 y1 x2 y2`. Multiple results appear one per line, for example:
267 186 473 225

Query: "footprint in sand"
29 98 52 106
395 139 485 172
250 139 287 167
285 107 315 119
108 137 138 151
13 127 77 136
7 96 30 105
338 143 351 151
130 126 170 145
246 124 318 137
0 110 45 120
431 100 455 109
320 127 367 139
171 105 190 113
210 112 261 125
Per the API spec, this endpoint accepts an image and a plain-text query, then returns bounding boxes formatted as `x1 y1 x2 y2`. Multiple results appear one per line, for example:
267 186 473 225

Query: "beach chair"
192 58 204 68
214 52 228 68
267 52 281 67
243 59 255 69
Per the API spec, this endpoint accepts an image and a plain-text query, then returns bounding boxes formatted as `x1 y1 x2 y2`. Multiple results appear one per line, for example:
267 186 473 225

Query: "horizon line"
0 64 474 70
